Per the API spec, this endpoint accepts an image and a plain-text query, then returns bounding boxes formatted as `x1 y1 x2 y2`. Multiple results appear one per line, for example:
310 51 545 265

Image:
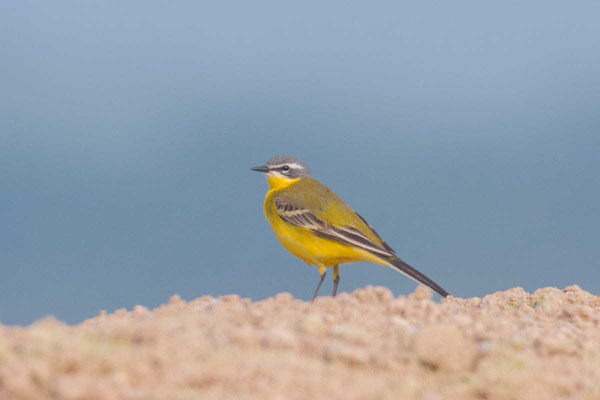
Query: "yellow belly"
264 188 382 268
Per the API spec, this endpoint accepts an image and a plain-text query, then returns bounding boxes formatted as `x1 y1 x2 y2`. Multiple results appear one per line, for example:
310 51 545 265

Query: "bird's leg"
312 266 327 301
332 265 340 297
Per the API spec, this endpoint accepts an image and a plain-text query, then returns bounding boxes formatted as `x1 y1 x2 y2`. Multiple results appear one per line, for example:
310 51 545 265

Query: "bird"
251 155 450 300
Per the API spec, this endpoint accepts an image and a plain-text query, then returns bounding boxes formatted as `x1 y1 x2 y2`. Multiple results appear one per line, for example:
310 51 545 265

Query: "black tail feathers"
387 256 450 297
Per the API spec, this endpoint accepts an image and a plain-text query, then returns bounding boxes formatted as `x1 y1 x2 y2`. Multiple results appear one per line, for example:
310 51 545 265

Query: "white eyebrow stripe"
285 163 303 169
269 163 304 170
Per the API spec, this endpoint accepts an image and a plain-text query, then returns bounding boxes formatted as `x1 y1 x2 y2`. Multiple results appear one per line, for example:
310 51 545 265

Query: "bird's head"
251 155 312 189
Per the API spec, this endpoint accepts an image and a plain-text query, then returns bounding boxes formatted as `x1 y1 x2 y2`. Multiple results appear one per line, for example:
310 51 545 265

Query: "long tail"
385 256 450 297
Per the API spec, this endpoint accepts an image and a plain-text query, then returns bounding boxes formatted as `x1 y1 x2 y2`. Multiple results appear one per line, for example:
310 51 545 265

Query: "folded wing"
275 196 393 258
274 194 450 297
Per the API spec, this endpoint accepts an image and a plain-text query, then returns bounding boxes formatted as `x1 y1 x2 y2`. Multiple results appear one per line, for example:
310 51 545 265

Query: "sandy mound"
1 285 599 400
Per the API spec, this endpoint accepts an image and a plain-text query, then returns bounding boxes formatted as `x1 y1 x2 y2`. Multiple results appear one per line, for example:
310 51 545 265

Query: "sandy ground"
1 285 599 400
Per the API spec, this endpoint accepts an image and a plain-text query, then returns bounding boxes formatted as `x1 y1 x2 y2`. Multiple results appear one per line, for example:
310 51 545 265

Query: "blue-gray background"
2 1 599 325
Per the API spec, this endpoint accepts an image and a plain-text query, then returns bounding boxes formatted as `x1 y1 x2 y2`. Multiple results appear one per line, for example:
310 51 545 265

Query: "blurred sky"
2 1 599 325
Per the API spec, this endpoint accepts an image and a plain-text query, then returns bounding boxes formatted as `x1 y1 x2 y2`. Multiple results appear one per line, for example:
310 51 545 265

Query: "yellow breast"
263 177 381 268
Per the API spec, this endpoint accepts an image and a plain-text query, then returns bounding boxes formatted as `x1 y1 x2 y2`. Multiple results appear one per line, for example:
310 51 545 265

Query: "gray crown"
266 155 312 178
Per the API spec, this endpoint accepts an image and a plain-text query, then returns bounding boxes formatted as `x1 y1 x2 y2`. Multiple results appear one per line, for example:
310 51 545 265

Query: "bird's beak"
251 165 270 173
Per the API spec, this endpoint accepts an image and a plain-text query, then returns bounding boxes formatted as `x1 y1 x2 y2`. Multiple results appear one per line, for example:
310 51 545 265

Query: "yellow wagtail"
252 155 450 300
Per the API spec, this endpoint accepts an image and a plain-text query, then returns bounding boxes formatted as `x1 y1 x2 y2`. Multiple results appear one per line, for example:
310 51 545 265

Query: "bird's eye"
282 165 290 172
